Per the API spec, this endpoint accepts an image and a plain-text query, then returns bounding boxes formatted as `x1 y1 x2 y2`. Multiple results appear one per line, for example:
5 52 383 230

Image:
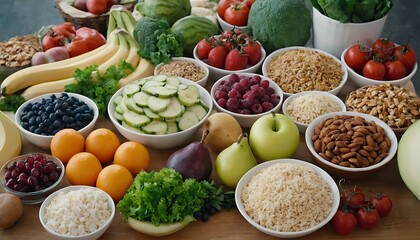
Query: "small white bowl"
262 46 348 98
235 159 340 238
211 73 283 128
15 92 99 149
341 45 417 87
282 91 346 133
216 12 248 32
39 185 115 240
154 57 210 87
193 38 266 81
305 111 398 179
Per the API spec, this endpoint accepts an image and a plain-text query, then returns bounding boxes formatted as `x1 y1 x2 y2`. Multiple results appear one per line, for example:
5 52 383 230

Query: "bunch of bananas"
0 111 22 167
0 6 154 101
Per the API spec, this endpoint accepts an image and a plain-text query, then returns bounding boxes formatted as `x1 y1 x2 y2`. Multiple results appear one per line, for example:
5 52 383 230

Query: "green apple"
215 133 257 188
249 112 299 161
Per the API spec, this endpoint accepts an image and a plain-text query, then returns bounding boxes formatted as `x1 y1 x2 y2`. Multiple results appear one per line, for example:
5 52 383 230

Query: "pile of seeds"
0 34 41 67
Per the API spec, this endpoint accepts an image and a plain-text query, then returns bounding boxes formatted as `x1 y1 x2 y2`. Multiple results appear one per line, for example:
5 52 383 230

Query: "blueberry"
46 105 54 113
28 116 37 126
52 120 61 129
29 125 37 133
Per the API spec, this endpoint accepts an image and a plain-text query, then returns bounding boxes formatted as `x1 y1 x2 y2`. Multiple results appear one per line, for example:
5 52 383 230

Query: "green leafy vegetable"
117 168 235 226
64 60 134 116
0 95 25 112
311 0 393 23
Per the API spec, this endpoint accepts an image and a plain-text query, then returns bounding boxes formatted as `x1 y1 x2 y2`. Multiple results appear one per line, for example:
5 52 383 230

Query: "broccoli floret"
248 0 312 54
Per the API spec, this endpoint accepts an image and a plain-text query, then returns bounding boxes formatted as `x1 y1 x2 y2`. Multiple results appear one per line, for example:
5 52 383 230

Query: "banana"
97 31 130 73
0 111 22 168
119 58 155 87
124 32 141 68
20 78 77 101
119 8 137 35
109 6 137 37
0 29 121 95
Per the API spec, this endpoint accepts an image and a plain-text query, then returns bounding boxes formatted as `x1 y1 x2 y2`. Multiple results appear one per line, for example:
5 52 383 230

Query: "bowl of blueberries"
15 92 99 149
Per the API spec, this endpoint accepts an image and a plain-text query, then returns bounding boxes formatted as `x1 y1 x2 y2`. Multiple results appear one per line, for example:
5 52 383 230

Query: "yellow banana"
109 5 137 36
119 58 155 87
0 29 121 95
20 78 77 101
0 111 22 168
97 31 130 73
125 32 141 68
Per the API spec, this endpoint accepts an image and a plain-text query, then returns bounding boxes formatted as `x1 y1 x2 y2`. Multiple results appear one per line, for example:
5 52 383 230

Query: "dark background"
0 0 418 94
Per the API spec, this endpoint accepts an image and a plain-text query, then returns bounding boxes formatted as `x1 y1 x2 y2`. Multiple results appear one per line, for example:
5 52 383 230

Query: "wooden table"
1 79 420 240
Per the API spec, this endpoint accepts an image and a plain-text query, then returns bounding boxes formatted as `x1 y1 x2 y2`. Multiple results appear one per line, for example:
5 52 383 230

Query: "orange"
85 128 120 164
113 141 150 176
50 129 85 164
96 164 133 202
65 152 102 186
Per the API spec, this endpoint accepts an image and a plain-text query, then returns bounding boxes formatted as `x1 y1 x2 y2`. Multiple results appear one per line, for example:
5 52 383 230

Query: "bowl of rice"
235 159 340 238
282 91 347 133
262 46 348 98
39 185 115 240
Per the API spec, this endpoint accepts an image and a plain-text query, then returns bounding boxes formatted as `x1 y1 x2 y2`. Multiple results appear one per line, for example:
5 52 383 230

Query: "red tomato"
243 0 256 9
243 39 261 65
369 193 393 218
86 0 108 15
394 45 417 71
51 22 76 38
357 207 380 230
217 0 238 19
344 44 370 73
224 3 249 26
363 59 385 80
372 37 395 60
225 48 248 70
331 209 357 235
66 27 106 57
66 39 91 57
208 46 227 69
196 39 213 60
384 60 406 80
341 185 365 209
41 35 62 51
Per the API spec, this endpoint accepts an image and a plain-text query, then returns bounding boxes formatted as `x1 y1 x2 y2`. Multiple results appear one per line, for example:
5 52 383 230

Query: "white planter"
312 7 388 57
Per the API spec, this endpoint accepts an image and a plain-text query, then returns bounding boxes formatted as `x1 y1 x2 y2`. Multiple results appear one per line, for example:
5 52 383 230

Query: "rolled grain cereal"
156 60 206 81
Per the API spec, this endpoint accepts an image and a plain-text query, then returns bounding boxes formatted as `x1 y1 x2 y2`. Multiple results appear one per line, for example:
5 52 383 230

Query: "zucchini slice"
133 91 150 107
122 121 145 134
124 82 140 97
113 95 123 105
158 97 183 119
151 75 168 82
178 110 200 131
123 111 151 128
166 76 181 86
178 85 199 107
125 97 144 114
143 86 178 98
186 104 208 121
142 120 168 135
147 95 171 112
166 121 179 134
144 107 161 119
114 111 123 121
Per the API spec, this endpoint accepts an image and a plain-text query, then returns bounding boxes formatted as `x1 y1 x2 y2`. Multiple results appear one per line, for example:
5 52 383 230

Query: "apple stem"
237 132 247 144
271 111 278 132
201 130 210 143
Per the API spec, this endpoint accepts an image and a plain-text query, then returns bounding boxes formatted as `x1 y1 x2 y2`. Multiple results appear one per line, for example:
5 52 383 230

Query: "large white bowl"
262 46 348 98
282 91 347 134
235 159 340 238
210 73 283 128
305 111 398 179
39 185 115 240
15 92 99 149
341 45 417 87
193 37 266 81
216 12 248 32
154 57 210 87
108 76 213 149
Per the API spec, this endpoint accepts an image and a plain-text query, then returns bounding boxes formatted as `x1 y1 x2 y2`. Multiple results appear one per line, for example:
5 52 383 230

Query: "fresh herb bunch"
64 60 134 116
117 168 236 226
0 95 25 112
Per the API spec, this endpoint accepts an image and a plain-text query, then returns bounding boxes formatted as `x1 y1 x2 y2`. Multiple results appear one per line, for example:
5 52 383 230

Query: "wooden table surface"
1 79 419 240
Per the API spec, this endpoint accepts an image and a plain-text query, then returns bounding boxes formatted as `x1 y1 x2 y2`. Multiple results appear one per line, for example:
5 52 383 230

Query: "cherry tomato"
224 3 249 26
372 37 395 61
344 44 370 73
41 35 62 51
243 39 261 65
217 0 238 19
363 59 385 80
51 22 76 38
208 46 227 69
357 207 380 230
339 181 365 209
86 0 108 15
384 60 406 80
331 209 357 235
243 0 256 9
394 45 417 71
196 39 213 60
369 193 393 218
66 27 106 57
225 48 248 70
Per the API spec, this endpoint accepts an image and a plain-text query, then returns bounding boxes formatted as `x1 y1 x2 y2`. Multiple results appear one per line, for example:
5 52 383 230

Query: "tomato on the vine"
331 209 358 235
384 60 406 80
243 39 261 65
224 3 249 26
369 193 393 218
51 22 76 38
372 37 395 60
394 45 417 71
344 44 370 73
196 39 213 60
66 27 106 57
208 45 227 69
357 207 380 230
363 59 385 80
225 48 248 70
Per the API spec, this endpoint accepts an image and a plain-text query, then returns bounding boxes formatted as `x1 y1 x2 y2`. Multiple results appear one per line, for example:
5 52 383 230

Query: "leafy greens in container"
311 0 393 23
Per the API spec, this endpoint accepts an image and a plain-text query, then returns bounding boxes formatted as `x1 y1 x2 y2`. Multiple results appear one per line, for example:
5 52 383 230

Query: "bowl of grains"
345 83 420 136
235 159 340 238
305 111 398 179
154 57 209 87
262 46 348 98
282 91 347 133
39 185 115 240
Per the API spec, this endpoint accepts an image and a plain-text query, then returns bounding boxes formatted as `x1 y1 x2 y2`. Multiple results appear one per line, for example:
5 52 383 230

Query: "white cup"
312 7 388 57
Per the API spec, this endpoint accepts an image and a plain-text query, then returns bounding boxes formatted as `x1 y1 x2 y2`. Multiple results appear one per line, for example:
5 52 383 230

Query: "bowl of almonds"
305 111 398 179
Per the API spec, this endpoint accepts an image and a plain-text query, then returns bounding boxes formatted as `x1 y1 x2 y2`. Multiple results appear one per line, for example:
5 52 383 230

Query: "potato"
0 193 23 229
31 46 70 66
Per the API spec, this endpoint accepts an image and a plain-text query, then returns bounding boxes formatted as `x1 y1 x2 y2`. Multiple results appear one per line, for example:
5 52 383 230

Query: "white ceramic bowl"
39 185 115 240
235 159 340 238
305 111 398 179
216 12 248 32
15 92 99 149
210 73 283 128
282 91 347 134
154 57 210 87
262 46 348 98
193 38 266 81
341 45 417 87
108 76 213 149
